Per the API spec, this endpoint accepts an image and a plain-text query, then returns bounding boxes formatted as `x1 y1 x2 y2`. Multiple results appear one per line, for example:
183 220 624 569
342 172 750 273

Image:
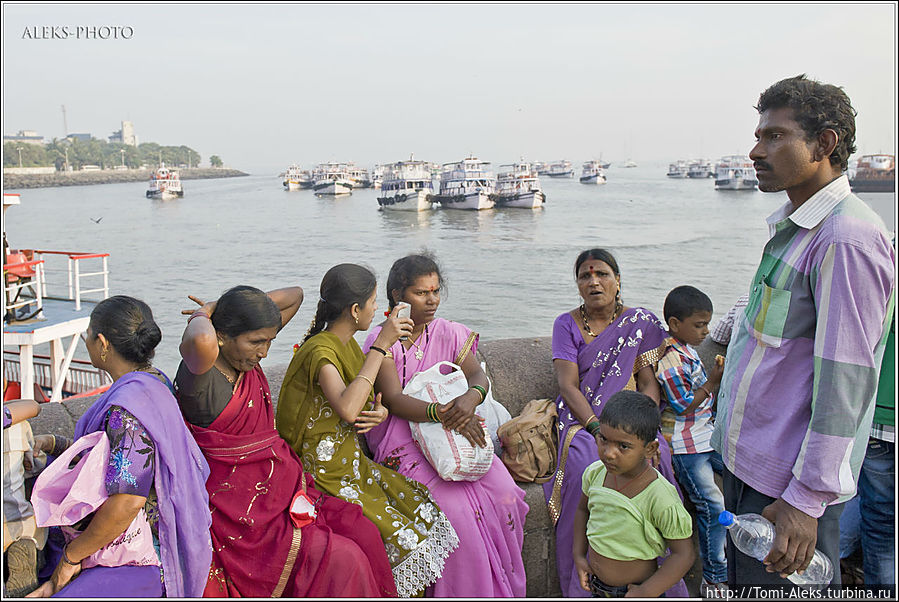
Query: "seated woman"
361 253 528 597
175 285 395 598
276 264 460 598
544 248 688 598
28 296 212 598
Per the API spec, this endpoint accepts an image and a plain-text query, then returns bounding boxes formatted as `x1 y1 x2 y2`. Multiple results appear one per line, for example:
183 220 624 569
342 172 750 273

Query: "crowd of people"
3 74 895 599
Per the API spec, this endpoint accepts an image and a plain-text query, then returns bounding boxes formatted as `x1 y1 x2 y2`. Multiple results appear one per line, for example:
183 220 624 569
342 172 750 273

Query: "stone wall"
3 168 248 190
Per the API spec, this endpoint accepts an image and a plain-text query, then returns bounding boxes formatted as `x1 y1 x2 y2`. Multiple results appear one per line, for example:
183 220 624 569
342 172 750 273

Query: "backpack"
496 398 559 483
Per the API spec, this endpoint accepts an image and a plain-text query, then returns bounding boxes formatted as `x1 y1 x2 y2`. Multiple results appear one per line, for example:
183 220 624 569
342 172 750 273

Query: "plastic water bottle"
718 511 833 585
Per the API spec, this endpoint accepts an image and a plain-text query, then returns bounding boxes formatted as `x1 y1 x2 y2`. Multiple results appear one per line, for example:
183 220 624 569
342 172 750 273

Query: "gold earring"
218 340 224 347
354 315 359 325
100 349 108 362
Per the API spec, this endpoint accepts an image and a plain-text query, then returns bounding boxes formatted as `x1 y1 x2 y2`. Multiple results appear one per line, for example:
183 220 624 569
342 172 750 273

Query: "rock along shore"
3 167 249 190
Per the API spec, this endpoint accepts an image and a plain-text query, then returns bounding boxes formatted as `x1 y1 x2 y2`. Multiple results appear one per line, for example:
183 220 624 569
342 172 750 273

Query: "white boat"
377 157 435 212
371 164 385 189
433 155 496 210
666 160 690 178
546 160 574 178
313 162 354 195
283 164 313 190
687 159 714 179
348 164 372 189
714 155 758 190
621 159 637 168
494 161 545 208
579 160 607 184
533 161 549 176
146 164 183 199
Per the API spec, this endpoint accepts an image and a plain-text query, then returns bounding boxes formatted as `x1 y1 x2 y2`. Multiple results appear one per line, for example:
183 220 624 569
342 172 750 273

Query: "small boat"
546 160 574 178
849 154 895 193
371 164 385 189
494 160 545 208
377 156 435 212
283 164 313 190
433 155 496 211
687 159 714 179
666 160 690 178
714 155 758 190
313 162 354 195
146 164 183 199
533 161 549 176
579 160 607 184
621 159 637 168
348 164 372 189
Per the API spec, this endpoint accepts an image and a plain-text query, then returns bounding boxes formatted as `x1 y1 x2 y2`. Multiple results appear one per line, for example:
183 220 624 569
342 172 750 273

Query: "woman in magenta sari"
175 285 395 598
545 249 688 598
362 254 529 597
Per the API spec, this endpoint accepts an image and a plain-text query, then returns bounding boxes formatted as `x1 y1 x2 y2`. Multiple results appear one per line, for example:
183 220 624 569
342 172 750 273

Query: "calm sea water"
5 167 895 376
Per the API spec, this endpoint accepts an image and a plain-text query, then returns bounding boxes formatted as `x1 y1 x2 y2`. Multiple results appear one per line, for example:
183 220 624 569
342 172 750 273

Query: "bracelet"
585 420 602 436
369 345 388 356
62 543 81 567
188 311 210 324
469 385 487 404
357 374 375 389
426 402 441 423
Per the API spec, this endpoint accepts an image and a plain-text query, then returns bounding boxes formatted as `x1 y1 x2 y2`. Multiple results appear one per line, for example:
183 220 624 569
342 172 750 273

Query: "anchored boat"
146 164 183 199
313 162 354 195
849 154 895 193
377 156 435 212
433 156 496 210
579 160 607 184
546 160 574 178
714 155 758 190
494 161 545 208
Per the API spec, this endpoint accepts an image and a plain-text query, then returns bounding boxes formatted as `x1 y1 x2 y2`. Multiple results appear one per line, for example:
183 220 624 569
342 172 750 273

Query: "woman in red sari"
174 285 395 597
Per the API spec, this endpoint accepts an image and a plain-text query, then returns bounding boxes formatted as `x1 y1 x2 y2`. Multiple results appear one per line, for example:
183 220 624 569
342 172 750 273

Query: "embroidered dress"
278 331 459 597
363 318 528 597
545 308 687 598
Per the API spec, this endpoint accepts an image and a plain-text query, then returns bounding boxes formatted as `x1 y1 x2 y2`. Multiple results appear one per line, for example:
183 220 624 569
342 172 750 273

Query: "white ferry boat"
533 161 549 176
313 162 354 195
579 160 607 184
348 164 372 189
687 159 714 179
667 160 690 178
433 155 496 211
494 161 545 208
546 160 574 178
621 159 638 168
371 164 385 189
377 156 435 212
146 164 183 199
714 155 758 190
283 164 313 190
3 193 113 402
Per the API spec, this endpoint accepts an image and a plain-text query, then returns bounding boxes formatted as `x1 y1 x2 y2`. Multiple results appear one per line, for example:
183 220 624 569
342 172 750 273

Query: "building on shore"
108 121 137 146
3 130 44 145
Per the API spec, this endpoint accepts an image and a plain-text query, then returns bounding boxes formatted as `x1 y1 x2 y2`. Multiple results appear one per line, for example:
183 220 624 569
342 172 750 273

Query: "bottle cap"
718 510 735 526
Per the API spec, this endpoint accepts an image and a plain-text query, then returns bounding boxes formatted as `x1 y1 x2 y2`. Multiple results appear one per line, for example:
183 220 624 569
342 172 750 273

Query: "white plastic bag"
474 362 512 456
404 361 494 481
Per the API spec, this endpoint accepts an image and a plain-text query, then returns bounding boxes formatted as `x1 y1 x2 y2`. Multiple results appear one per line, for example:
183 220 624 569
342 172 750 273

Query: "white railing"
30 250 110 311
4 351 112 397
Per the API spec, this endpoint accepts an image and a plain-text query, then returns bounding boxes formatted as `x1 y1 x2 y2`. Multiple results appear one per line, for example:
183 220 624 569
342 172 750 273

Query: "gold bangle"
357 374 375 389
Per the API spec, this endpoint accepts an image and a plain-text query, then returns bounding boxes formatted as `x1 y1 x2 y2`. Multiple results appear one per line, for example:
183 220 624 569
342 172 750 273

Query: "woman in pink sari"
362 254 528 597
545 249 688 598
175 285 395 598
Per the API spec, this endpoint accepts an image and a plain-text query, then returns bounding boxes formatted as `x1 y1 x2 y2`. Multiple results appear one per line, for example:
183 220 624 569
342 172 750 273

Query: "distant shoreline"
3 167 250 190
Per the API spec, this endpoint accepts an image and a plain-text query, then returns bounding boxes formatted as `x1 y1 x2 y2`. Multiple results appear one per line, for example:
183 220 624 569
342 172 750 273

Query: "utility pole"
17 147 23 168
61 105 68 137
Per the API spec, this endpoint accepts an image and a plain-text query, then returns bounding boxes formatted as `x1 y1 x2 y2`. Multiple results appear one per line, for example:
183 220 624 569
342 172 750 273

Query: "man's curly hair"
756 74 857 171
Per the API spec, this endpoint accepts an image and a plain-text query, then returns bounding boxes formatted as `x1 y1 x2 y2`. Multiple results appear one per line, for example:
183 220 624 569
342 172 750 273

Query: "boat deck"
4 297 97 342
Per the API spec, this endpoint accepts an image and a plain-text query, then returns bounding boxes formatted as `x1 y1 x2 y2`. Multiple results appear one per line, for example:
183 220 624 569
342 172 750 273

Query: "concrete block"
478 337 558 418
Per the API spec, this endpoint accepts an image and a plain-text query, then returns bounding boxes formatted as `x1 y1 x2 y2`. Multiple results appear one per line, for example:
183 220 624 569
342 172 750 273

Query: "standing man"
711 74 895 593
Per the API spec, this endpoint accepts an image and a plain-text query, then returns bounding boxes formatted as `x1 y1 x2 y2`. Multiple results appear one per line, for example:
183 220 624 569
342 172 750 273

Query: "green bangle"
585 420 602 436
470 385 487 404
427 402 442 423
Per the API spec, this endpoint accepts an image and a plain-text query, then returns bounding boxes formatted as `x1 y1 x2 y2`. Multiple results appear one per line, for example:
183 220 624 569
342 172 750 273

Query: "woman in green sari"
276 263 459 597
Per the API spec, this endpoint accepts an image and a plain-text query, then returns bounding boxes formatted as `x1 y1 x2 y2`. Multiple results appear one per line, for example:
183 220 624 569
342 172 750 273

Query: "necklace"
214 363 242 392
611 462 651 496
580 303 621 338
406 324 429 360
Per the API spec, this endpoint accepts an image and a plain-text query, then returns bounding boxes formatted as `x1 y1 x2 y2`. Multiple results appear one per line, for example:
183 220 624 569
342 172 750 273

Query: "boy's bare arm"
572 494 592 591
625 537 694 598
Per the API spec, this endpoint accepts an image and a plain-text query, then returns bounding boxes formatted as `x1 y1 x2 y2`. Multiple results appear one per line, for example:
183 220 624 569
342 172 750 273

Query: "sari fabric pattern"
543 308 688 598
277 331 459 598
363 318 529 597
183 364 395 598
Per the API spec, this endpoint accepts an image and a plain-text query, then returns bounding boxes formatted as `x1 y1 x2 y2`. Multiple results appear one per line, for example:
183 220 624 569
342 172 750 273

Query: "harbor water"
5 166 895 376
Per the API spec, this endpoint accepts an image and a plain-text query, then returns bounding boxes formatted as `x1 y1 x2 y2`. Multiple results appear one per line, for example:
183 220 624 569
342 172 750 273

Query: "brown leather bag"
496 398 559 483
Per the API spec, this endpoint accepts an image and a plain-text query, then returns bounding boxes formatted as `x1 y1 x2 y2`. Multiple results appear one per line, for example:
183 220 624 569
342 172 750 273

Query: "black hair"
756 74 857 172
385 252 445 309
663 285 713 323
598 390 659 444
303 263 377 343
89 295 161 366
211 285 281 338
574 248 619 278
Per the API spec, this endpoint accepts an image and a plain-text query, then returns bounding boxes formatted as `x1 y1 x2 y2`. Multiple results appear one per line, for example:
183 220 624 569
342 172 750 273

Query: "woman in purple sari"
28 296 212 598
544 249 688 598
362 254 528 597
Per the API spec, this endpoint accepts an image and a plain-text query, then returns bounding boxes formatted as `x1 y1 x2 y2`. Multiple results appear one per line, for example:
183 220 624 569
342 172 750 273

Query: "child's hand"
625 583 649 597
574 556 592 592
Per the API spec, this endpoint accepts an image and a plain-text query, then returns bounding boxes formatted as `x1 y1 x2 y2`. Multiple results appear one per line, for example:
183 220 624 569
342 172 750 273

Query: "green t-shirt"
874 315 895 428
581 461 692 561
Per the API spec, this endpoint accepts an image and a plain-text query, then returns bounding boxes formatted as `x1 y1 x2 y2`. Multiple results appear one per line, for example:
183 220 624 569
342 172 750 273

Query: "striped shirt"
711 175 895 518
657 338 715 454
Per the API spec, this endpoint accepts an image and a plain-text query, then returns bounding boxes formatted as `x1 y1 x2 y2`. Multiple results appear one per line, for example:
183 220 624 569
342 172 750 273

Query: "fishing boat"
687 159 714 179
146 164 183 199
494 161 545 208
377 156 435 212
546 160 574 178
313 162 354 195
3 193 113 403
666 160 690 178
433 155 496 211
849 154 895 193
714 155 758 190
579 160 607 184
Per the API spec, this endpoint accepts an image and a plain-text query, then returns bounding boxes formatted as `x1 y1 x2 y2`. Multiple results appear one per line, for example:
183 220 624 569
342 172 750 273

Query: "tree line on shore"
3 138 223 170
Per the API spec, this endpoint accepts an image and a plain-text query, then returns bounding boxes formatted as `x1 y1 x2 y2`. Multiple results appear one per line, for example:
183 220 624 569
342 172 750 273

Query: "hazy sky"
3 2 896 174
